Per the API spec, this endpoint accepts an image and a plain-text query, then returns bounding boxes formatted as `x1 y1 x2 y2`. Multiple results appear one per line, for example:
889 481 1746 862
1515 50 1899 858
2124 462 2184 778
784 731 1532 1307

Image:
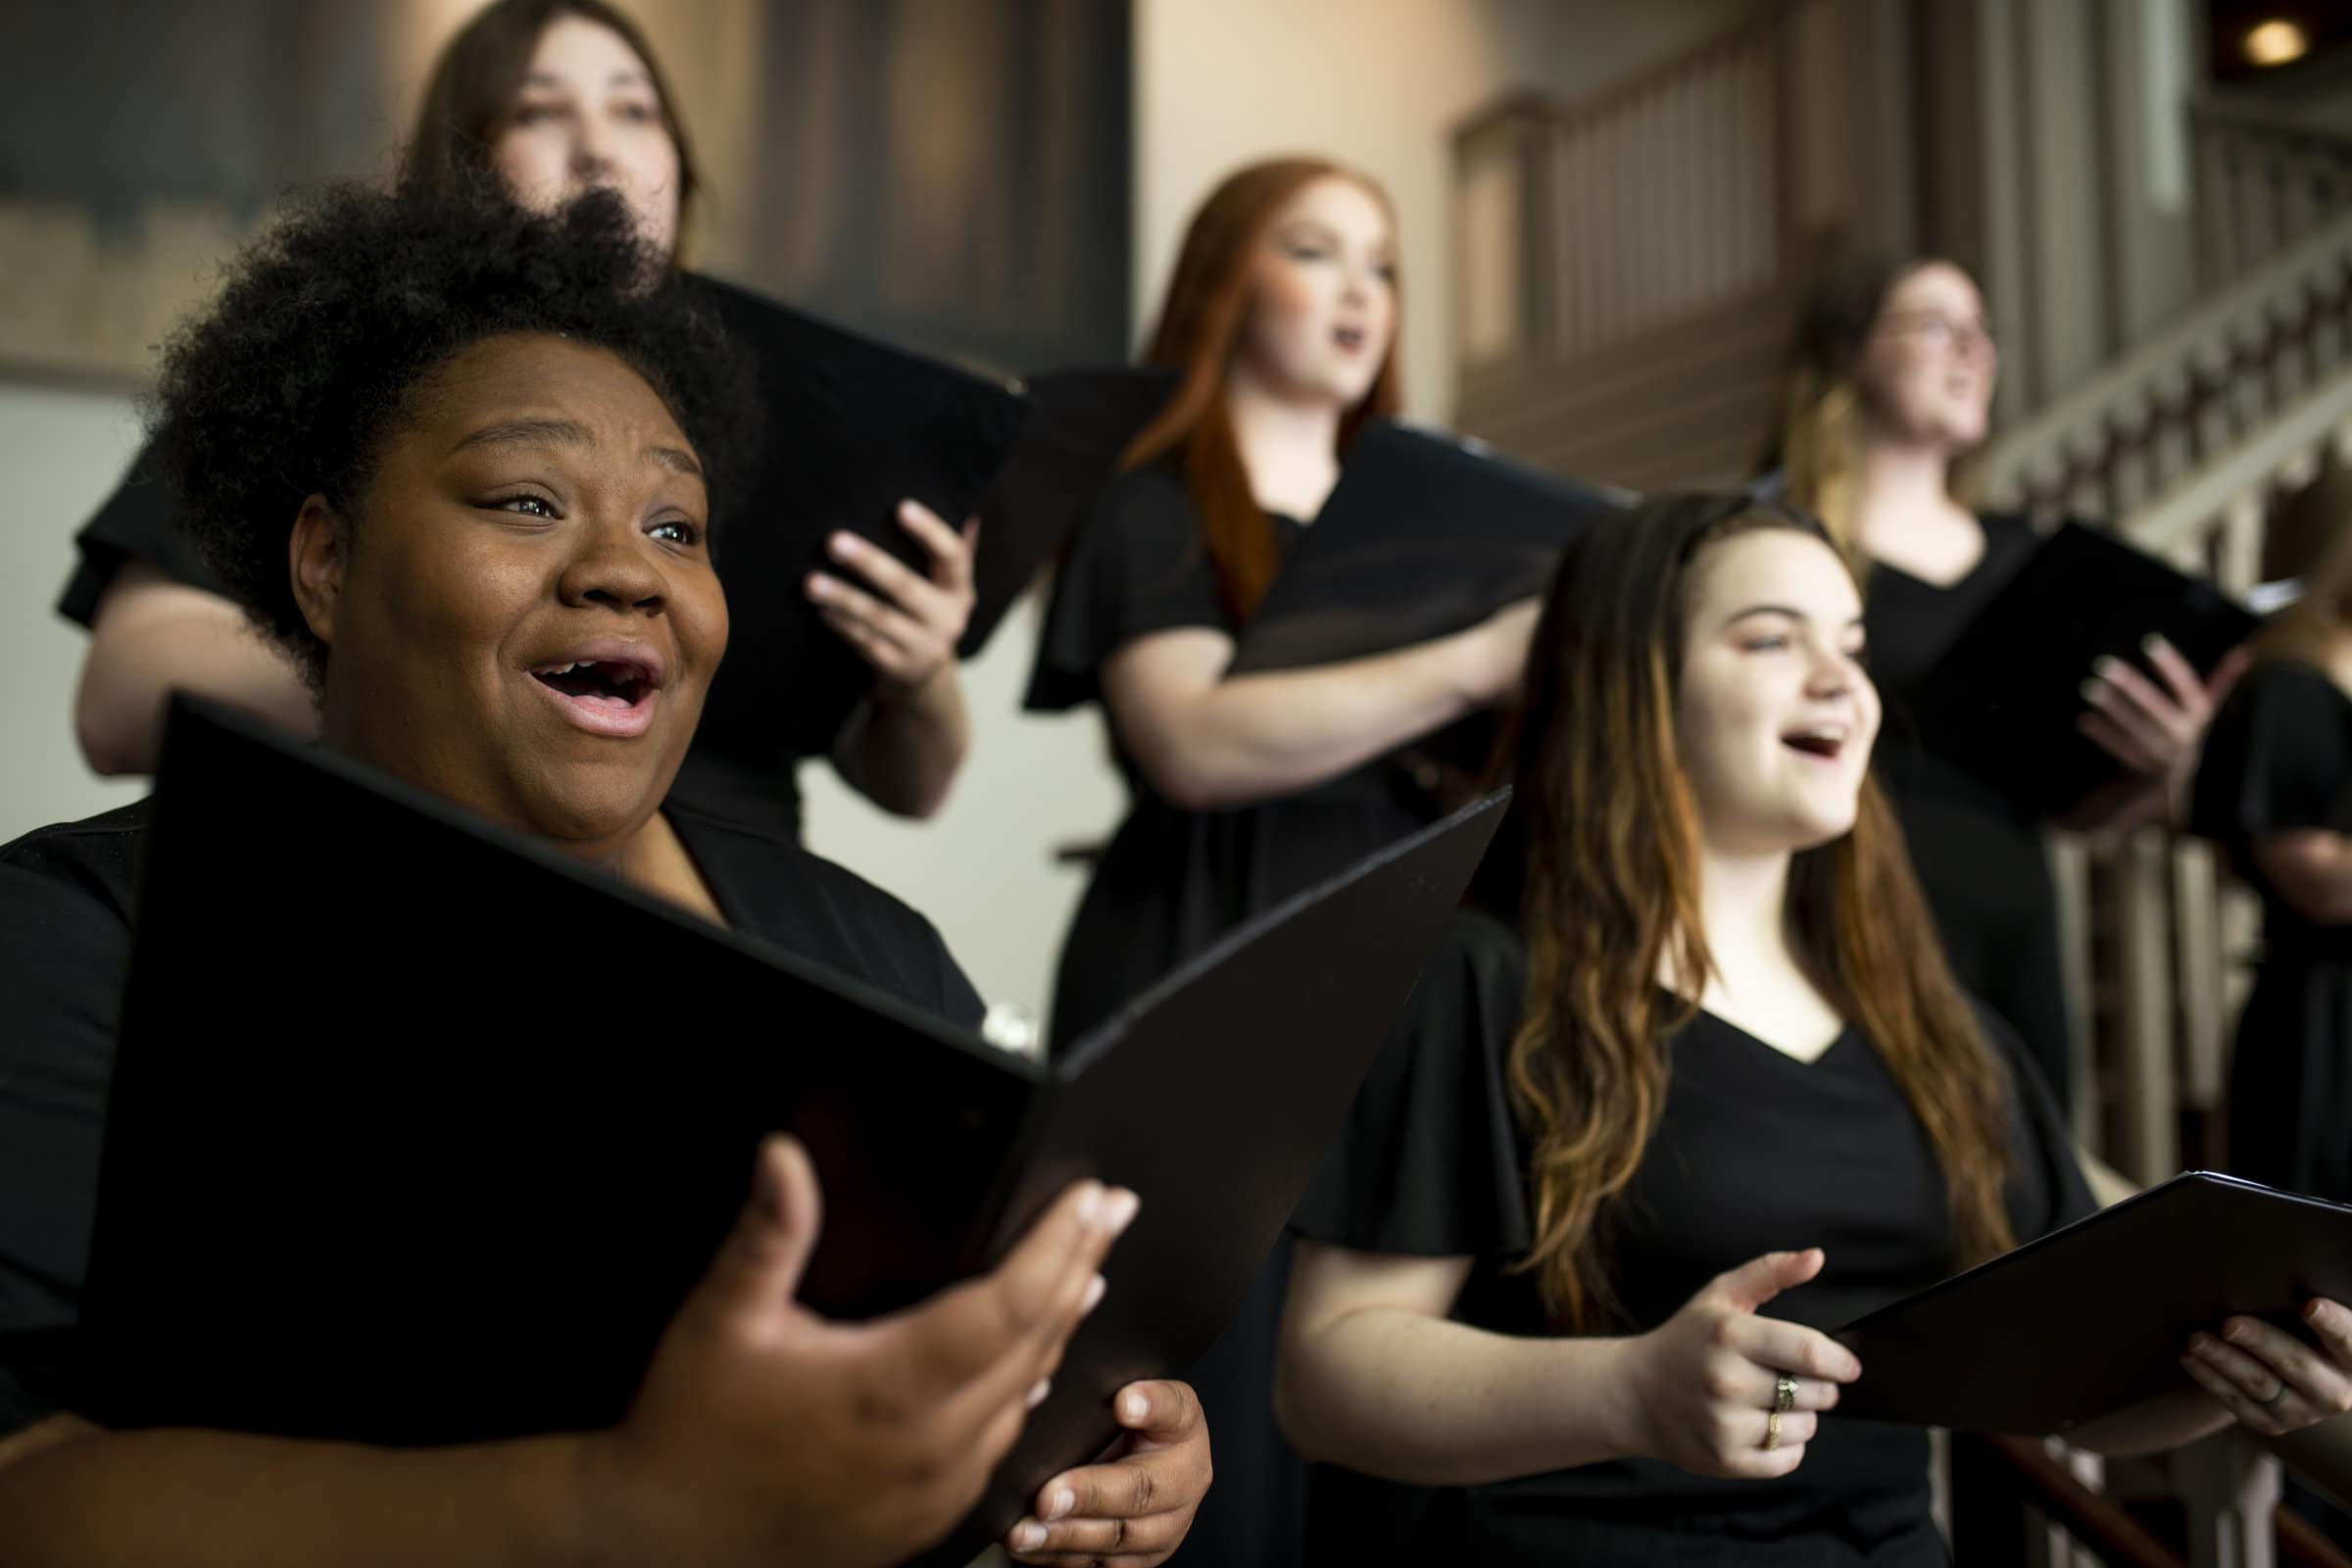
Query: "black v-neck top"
0 794 984 1434
1293 908 2095 1565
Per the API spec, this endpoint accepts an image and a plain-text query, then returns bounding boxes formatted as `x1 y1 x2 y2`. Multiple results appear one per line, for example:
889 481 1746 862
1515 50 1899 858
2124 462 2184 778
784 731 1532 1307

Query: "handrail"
2129 373 2352 552
1983 214 2352 506
2188 96 2352 157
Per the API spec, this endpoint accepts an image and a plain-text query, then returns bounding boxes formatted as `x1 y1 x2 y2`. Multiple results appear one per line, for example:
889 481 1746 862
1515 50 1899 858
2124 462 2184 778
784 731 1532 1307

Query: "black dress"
1867 514 2076 1109
53 276 830 842
0 792 984 1436
2190 660 2352 1201
1027 462 1445 1566
1293 908 2096 1567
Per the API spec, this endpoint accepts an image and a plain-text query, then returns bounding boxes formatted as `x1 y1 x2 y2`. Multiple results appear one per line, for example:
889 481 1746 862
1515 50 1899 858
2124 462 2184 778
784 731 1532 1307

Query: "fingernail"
1122 1389 1150 1423
1046 1486 1076 1521
2142 633 2167 655
2310 1301 2331 1326
1075 1183 1105 1226
2080 677 2104 702
1080 1272 1107 1315
1102 1189 1141 1238
829 532 858 559
1026 1377 1051 1410
2226 1322 2250 1344
2094 657 2123 679
2189 1335 2214 1355
1009 1520 1046 1550
806 574 833 602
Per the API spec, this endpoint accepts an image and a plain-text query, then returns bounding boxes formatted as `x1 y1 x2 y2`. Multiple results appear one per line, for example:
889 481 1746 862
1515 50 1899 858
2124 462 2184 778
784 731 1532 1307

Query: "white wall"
0 383 150 841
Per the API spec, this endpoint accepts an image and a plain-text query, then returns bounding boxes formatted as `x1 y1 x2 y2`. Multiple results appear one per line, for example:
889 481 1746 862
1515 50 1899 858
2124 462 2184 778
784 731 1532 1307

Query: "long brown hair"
1762 255 1984 561
1503 494 2017 1330
402 0 703 258
1121 158 1404 624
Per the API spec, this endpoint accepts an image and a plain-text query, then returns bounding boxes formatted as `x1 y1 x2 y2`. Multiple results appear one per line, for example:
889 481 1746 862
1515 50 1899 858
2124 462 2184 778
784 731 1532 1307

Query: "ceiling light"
2243 19 2312 67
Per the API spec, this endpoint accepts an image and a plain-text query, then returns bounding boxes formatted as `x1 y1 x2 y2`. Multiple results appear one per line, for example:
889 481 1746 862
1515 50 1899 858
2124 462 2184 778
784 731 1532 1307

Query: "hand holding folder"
76 700 1506 1565
1833 1173 2352 1436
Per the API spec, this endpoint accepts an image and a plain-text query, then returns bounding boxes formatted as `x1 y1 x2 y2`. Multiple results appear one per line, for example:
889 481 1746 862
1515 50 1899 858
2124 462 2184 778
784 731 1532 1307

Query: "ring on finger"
1764 1409 1783 1451
1775 1373 1797 1414
2260 1380 2291 1410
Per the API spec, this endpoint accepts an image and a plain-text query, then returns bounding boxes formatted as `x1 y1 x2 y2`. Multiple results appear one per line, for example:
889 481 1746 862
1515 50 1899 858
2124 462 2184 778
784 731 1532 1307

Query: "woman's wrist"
1554 1333 1651 1468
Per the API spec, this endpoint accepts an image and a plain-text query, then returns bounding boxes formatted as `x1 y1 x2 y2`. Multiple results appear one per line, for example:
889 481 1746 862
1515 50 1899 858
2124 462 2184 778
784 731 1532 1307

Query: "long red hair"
1122 158 1404 624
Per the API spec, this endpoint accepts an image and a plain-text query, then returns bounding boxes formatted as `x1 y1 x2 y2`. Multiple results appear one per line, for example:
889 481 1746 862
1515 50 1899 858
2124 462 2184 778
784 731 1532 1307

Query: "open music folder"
1898 521 2260 818
1835 1171 2352 1435
74 698 1504 1564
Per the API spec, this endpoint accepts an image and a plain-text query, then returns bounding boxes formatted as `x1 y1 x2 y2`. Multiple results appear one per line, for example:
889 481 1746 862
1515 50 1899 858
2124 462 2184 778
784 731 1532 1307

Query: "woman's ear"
288 495 345 649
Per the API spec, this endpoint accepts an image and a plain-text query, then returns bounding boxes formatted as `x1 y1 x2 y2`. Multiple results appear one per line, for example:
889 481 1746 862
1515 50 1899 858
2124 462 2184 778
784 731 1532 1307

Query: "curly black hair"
150 176 755 688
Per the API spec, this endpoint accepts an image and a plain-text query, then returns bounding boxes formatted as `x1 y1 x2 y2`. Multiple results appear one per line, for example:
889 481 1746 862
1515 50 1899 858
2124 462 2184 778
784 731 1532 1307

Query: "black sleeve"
0 833 139 1434
1290 910 1534 1259
1022 466 1230 712
2190 662 2352 848
55 440 230 629
1976 999 2099 1241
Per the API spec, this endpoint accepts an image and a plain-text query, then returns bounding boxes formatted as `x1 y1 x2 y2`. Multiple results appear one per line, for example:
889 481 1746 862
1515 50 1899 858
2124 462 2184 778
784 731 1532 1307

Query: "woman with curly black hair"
0 179 1209 1568
61 0 981 841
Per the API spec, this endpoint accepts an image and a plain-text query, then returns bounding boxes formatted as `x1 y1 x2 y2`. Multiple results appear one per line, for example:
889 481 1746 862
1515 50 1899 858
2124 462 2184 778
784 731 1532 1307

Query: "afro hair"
149 176 755 687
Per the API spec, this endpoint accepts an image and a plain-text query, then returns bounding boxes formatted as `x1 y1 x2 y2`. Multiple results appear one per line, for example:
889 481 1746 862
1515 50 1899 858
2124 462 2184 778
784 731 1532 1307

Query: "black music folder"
1228 419 1632 676
687 280 1031 768
1901 521 2259 818
962 365 1181 656
1835 1172 2352 1435
74 699 1503 1565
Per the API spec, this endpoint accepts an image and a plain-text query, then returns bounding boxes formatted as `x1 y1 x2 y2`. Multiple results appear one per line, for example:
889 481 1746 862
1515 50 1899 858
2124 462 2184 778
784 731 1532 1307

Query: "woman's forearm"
2067 1388 2230 1458
829 662 970 819
1119 634 1490 811
1276 1304 1640 1486
0 1423 601 1568
76 566 318 777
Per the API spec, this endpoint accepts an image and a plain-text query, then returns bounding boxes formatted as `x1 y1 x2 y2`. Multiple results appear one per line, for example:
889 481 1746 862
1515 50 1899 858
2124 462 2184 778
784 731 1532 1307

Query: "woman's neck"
1680 840 1846 1060
1851 435 1979 578
1225 365 1344 520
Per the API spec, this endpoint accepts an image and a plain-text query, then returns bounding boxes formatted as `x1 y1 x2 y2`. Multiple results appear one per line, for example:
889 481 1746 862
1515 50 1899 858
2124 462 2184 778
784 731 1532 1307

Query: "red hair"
1122 158 1404 624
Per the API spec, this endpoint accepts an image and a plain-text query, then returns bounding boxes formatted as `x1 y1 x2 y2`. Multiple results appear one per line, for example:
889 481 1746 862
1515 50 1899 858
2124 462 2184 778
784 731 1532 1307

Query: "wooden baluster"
2117 827 2180 1184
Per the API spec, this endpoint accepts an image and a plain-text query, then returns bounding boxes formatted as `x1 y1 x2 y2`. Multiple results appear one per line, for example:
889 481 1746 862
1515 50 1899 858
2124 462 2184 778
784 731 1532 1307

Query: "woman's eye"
513 103 561 125
650 518 700 545
495 495 555 517
615 101 658 123
1285 244 1331 263
1741 635 1789 653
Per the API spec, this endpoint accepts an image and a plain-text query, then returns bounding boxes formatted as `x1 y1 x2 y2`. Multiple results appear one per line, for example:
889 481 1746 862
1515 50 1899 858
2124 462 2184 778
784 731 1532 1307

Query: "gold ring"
1775 1373 1797 1414
1764 1409 1783 1451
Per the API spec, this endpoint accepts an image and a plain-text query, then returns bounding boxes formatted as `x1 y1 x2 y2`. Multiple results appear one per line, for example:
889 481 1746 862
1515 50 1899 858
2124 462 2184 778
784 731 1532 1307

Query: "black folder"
686 279 1031 771
1227 419 1632 676
1834 1172 2352 1435
961 365 1181 656
1899 522 2259 817
74 699 1503 1565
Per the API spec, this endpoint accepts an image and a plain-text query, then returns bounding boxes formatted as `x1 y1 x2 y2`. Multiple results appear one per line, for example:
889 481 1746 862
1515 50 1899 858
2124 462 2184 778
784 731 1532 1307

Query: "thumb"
2208 646 2251 705
696 1135 824 1335
1713 1248 1825 1313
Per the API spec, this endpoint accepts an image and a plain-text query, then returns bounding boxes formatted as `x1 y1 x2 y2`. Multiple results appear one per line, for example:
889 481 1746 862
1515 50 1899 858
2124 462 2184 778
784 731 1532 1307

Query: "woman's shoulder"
0 800 152 923
662 799 983 1024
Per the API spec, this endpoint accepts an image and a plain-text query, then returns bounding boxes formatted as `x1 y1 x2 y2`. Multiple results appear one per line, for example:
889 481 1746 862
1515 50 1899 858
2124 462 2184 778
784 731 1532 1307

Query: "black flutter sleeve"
1291 909 1535 1259
2190 661 2352 850
1022 465 1230 713
55 440 229 628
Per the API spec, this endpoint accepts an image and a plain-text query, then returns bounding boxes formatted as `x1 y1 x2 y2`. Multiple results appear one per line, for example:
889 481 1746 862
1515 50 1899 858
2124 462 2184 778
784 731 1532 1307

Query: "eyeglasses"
1876 312 1996 353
